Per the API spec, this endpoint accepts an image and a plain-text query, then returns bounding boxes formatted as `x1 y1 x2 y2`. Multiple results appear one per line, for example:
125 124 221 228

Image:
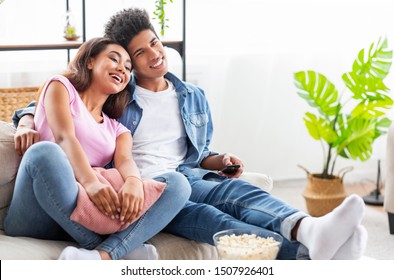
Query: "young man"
14 8 367 259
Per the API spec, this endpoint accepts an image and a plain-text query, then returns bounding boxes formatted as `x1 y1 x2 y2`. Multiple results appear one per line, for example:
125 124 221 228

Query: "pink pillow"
70 167 166 234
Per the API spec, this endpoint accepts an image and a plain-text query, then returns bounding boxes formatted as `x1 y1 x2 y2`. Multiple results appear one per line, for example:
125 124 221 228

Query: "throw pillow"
70 167 166 235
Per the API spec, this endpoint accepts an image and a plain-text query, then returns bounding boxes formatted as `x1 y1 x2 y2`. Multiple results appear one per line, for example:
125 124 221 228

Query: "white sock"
332 225 368 260
296 194 365 260
122 244 159 260
58 246 101 260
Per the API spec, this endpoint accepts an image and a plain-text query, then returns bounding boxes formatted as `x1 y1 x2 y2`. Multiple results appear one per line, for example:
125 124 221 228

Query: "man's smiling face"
127 29 168 81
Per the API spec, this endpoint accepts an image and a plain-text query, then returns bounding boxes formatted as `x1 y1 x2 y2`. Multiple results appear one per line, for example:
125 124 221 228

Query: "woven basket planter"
302 174 347 217
0 87 39 122
299 166 352 217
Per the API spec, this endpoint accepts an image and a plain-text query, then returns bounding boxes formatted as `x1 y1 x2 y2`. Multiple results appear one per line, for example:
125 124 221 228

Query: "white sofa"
384 124 394 235
0 121 273 260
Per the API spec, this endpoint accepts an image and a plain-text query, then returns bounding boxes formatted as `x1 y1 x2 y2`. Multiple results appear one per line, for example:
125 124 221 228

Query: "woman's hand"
84 181 120 218
118 177 144 224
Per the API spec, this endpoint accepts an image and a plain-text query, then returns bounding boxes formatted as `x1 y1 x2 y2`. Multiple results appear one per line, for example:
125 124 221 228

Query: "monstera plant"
294 37 393 179
294 37 393 216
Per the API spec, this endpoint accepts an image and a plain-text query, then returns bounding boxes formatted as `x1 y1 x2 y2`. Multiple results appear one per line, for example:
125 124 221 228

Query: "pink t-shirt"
34 75 130 167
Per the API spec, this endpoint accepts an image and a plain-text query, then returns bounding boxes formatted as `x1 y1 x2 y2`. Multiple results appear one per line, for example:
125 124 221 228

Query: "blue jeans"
3 142 191 260
164 174 309 259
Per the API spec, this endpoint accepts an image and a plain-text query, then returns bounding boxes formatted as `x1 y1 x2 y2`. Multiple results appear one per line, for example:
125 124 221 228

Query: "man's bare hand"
14 126 40 156
219 153 244 178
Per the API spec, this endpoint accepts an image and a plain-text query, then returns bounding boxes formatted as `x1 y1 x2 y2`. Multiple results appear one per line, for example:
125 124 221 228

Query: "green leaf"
353 37 392 79
153 0 173 35
337 118 376 161
351 96 393 119
375 117 392 138
294 71 340 118
343 37 393 97
303 112 337 143
342 72 390 99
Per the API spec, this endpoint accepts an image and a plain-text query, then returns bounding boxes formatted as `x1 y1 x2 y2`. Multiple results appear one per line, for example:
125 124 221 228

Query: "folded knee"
156 172 191 201
25 142 64 161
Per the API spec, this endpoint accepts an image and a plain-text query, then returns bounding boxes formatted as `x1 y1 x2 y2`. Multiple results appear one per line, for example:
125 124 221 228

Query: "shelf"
0 0 186 79
1 40 181 53
0 42 83 51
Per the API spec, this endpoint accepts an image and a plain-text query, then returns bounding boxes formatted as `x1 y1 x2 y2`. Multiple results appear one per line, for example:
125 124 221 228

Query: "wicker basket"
302 173 347 217
0 87 39 123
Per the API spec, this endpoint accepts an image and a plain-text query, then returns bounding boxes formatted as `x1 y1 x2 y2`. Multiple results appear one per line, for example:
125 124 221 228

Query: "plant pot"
299 166 352 217
302 174 347 217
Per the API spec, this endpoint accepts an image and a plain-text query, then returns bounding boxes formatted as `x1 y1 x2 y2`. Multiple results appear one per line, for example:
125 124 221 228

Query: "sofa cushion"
0 230 218 260
0 230 75 259
0 121 21 230
0 180 15 229
149 232 219 260
0 122 20 185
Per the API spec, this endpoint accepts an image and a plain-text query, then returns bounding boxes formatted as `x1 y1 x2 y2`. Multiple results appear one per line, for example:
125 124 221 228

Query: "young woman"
3 37 191 260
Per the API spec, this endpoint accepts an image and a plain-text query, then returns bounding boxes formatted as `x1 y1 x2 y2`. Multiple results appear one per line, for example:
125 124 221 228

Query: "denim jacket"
13 72 218 179
120 72 219 178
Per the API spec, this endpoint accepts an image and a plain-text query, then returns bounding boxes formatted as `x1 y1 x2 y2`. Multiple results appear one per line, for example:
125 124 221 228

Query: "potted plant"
64 10 80 41
294 37 393 216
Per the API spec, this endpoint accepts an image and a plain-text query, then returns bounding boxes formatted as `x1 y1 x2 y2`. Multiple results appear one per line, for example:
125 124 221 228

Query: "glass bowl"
213 228 283 260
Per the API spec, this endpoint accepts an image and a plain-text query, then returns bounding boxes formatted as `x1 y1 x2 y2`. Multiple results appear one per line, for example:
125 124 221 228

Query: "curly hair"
104 7 158 50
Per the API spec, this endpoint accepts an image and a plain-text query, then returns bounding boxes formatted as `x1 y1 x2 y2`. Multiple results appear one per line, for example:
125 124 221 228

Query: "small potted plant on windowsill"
294 37 393 216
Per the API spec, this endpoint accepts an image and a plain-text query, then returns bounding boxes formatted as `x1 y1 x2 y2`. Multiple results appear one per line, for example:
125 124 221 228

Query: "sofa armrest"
385 124 394 213
240 172 273 192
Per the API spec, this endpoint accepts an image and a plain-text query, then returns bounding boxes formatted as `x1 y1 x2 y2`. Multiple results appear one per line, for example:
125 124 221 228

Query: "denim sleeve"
12 100 36 128
197 88 219 166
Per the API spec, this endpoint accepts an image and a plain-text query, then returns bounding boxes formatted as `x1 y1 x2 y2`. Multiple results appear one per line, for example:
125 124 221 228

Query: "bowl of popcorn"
213 228 283 260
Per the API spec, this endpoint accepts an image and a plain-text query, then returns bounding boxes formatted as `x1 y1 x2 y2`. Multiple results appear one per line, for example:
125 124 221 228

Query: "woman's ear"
87 58 94 70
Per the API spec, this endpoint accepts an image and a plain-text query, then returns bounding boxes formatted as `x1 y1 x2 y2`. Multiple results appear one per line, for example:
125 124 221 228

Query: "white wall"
185 0 394 182
1 0 394 182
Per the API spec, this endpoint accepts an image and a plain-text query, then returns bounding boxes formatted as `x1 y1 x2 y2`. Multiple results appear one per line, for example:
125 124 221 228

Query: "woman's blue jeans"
3 141 191 260
164 174 310 259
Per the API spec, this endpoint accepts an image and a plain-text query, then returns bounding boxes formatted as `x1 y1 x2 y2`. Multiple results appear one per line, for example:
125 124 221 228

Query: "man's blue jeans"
164 174 310 259
4 141 191 260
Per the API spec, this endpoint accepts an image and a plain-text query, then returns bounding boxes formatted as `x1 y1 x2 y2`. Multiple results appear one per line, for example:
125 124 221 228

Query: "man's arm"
12 100 36 128
195 88 244 178
12 101 39 156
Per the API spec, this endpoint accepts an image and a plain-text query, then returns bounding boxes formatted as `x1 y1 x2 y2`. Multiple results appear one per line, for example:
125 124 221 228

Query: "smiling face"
127 29 168 88
89 44 132 94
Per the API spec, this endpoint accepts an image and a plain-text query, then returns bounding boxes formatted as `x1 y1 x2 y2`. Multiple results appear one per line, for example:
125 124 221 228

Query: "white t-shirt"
132 80 187 178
